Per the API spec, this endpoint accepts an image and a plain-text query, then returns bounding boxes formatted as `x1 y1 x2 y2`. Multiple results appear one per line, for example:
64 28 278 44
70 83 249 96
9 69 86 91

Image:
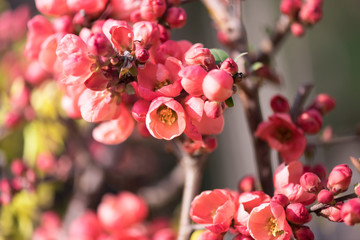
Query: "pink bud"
130 10 142 23
53 15 74 33
317 189 334 204
204 101 224 119
179 65 207 96
291 22 305 37
299 1 323 24
327 164 352 194
293 226 314 240
87 33 112 56
11 159 26 176
140 0 167 21
309 93 336 115
320 202 343 222
202 69 234 102
280 0 302 17
300 172 321 192
286 203 312 225
355 183 360 197
185 46 216 70
67 0 108 14
131 99 150 122
153 228 176 240
341 198 360 226
238 175 256 193
0 179 11 193
35 0 69 16
69 211 102 239
26 169 37 183
270 95 290 113
165 7 187 29
271 194 289 208
296 109 323 134
135 47 150 63
220 58 238 75
36 153 56 173
202 137 218 153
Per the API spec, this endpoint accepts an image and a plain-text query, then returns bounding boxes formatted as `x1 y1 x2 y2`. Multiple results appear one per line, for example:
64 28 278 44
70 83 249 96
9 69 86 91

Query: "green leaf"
225 97 234 108
210 48 229 65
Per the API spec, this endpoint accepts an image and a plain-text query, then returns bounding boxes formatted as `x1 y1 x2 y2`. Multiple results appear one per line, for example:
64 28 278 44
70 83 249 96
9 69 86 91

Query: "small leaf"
210 48 229 65
225 97 234 108
250 62 264 72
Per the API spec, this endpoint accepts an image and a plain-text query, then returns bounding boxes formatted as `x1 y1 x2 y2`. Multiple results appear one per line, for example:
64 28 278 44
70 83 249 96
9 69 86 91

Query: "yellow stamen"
157 105 177 125
266 217 284 237
154 79 171 91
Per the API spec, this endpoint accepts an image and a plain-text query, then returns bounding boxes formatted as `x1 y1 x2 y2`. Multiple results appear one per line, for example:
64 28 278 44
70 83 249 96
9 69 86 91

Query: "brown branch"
308 193 358 213
175 140 207 240
290 83 314 122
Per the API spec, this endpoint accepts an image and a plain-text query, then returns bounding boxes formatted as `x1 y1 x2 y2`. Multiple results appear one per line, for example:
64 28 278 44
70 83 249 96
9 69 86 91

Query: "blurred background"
1 0 360 239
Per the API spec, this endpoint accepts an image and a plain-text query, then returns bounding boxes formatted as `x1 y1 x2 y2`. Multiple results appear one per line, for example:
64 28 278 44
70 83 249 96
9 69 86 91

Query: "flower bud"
0 179 11 193
87 33 112 56
135 47 150 63
153 228 176 240
286 203 312 225
309 93 336 115
299 1 323 24
53 15 74 33
220 58 238 75
202 137 218 153
11 159 26 176
11 177 22 191
296 109 322 134
271 194 290 208
270 94 290 113
185 46 216 70
300 172 321 192
140 0 167 21
291 22 305 37
202 69 234 102
131 99 150 122
355 183 360 197
165 7 187 29
293 226 314 240
320 202 343 222
280 0 302 17
341 198 360 226
179 65 207 96
327 164 352 194
133 21 160 49
204 101 224 119
317 189 334 204
238 175 256 193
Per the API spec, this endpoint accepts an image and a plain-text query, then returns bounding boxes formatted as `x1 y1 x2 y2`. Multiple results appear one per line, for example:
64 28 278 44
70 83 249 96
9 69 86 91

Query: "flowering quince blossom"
255 113 306 163
190 189 237 234
247 202 291 240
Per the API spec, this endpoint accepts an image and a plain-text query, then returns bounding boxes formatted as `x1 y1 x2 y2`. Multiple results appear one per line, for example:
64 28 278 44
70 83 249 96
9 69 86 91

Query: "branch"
175 140 207 240
308 193 358 213
290 83 314 121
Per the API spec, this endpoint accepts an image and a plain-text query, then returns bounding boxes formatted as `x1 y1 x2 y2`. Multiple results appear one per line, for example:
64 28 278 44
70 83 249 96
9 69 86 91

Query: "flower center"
275 126 293 143
157 105 177 125
154 79 170 91
266 217 284 237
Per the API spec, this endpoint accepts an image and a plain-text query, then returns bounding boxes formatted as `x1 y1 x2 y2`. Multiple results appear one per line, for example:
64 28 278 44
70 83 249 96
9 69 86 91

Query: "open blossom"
247 202 291 240
255 113 306 163
146 97 186 140
190 189 236 234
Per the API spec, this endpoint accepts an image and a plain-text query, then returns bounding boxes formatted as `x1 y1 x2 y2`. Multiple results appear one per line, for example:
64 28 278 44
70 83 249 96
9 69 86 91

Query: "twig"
290 83 314 121
175 140 207 240
308 192 358 213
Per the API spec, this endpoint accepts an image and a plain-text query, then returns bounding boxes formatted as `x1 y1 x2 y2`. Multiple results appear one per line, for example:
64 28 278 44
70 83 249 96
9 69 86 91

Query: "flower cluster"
280 0 323 37
33 191 177 240
256 93 335 163
24 0 241 155
190 161 360 240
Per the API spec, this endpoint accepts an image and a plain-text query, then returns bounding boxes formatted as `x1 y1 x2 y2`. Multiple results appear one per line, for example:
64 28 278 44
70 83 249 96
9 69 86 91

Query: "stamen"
157 105 177 125
154 79 170 91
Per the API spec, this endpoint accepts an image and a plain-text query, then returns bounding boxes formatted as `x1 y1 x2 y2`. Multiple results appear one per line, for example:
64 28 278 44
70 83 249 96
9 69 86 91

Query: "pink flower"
97 192 148 233
299 172 321 193
320 202 343 222
110 0 142 20
110 26 134 52
185 45 216 70
78 89 122 123
317 189 334 204
164 7 187 29
190 189 236 234
179 65 207 96
69 211 102 240
145 97 186 140
341 198 360 226
270 95 290 113
309 93 335 115
296 109 322 134
92 104 135 145
140 0 167 21
327 164 352 194
67 0 108 14
285 203 311 225
133 21 160 49
192 113 224 136
255 113 306 163
247 202 291 240
137 57 183 101
35 0 69 16
238 176 256 193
